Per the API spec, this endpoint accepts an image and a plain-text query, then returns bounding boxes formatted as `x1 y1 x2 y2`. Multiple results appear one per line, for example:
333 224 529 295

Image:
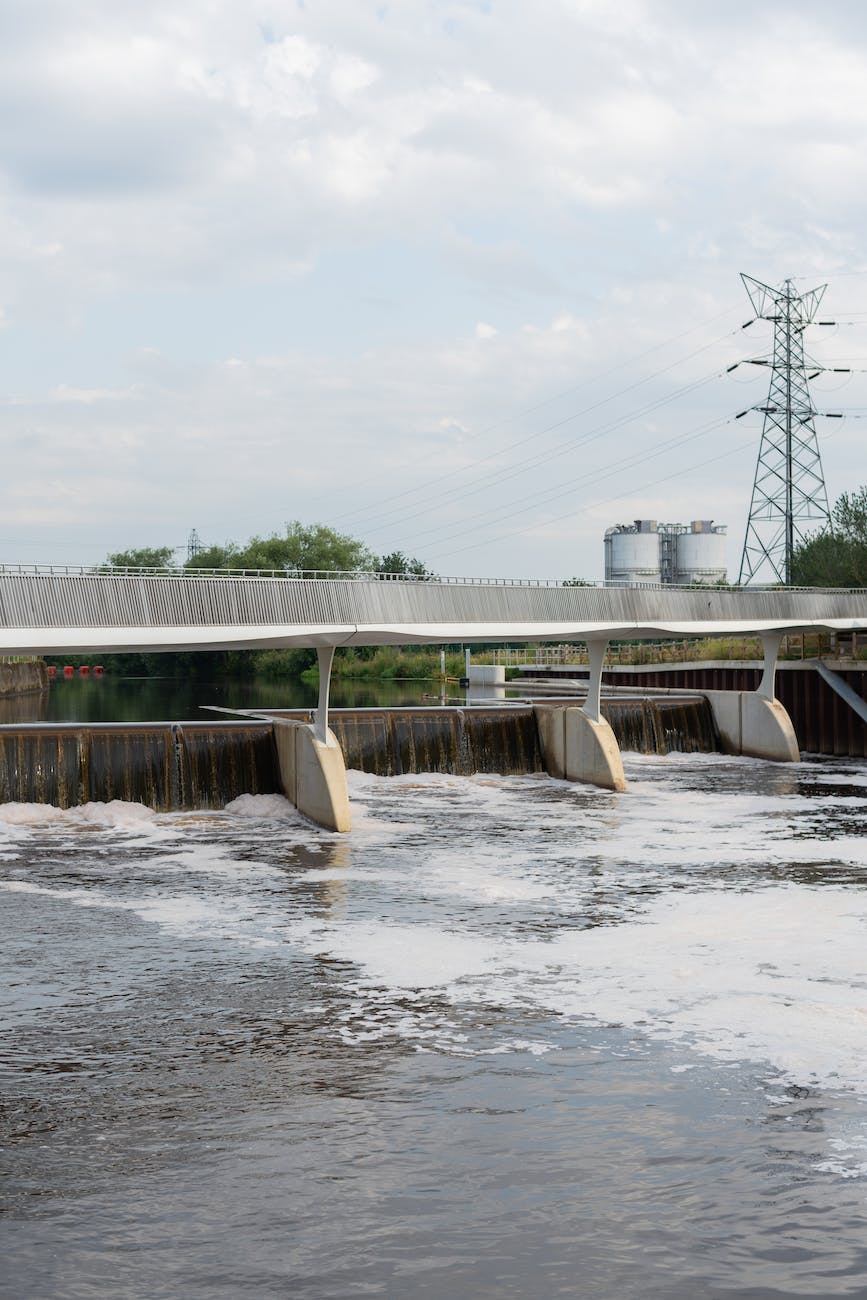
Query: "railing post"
315 645 336 742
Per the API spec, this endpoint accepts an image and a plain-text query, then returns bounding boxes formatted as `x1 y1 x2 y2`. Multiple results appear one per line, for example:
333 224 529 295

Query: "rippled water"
2 754 867 1298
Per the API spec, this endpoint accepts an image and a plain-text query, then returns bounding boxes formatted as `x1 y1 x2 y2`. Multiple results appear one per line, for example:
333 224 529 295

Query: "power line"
428 427 758 566
328 308 745 531
356 364 727 540
394 410 737 557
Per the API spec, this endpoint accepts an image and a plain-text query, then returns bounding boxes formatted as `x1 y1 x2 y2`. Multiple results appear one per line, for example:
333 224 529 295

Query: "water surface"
2 753 867 1297
13 673 446 725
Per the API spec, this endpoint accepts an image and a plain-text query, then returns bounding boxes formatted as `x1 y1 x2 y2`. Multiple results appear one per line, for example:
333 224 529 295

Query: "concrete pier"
535 704 626 792
703 691 800 762
272 718 351 833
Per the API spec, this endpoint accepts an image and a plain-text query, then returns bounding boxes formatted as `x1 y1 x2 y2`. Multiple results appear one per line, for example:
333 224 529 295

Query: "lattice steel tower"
738 274 831 585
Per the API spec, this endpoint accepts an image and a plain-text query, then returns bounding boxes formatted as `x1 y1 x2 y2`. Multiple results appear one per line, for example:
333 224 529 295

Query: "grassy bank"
302 647 467 683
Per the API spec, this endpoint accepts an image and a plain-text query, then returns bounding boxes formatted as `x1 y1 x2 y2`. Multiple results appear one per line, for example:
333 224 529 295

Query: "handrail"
0 561 859 595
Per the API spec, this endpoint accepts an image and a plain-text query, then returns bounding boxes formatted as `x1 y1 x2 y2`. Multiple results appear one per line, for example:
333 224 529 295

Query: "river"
2 680 867 1297
38 673 442 722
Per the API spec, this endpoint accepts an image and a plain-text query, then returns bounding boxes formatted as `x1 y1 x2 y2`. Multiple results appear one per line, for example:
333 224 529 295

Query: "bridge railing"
0 562 856 595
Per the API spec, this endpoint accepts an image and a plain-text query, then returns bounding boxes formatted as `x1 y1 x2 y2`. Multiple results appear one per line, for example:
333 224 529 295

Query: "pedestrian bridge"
3 565 867 831
1 565 865 653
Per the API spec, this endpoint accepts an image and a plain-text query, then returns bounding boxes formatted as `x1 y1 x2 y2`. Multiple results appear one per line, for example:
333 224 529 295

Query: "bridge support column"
534 639 626 793
315 645 335 743
702 632 799 763
572 638 626 790
270 646 350 832
757 632 783 701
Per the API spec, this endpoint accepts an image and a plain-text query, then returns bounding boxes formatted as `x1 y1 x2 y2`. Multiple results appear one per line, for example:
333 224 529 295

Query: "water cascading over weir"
0 723 281 809
0 700 720 810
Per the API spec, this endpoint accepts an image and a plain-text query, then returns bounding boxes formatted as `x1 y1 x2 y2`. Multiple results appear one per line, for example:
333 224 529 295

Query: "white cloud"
0 0 864 574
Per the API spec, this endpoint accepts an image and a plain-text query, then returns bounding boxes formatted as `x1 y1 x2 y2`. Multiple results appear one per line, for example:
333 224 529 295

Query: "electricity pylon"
738 274 831 585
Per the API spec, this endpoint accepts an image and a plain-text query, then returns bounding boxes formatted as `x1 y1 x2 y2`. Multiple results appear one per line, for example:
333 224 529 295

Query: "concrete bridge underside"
2 569 866 829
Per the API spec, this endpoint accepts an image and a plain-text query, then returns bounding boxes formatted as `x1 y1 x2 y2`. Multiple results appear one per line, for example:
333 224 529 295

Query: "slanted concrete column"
702 630 799 761
757 631 784 701
583 638 607 723
315 645 336 743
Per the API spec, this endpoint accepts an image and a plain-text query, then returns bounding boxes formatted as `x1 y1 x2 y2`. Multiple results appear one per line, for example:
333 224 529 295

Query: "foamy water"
3 754 867 1296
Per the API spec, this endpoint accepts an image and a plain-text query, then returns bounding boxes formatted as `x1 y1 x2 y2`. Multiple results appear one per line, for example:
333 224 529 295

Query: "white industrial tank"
604 521 662 584
673 521 727 585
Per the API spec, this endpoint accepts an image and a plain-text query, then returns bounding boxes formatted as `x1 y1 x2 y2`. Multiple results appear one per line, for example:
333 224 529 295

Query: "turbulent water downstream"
3 752 867 1298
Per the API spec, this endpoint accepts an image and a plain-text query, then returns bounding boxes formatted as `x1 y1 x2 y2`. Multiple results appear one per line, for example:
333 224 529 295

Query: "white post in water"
465 647 471 680
440 648 446 677
583 638 608 723
757 631 784 700
315 645 335 742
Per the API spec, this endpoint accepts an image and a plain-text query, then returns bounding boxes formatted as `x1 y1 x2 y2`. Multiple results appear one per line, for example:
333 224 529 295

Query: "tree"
184 543 242 570
107 546 175 569
233 521 376 574
378 550 432 578
791 487 867 588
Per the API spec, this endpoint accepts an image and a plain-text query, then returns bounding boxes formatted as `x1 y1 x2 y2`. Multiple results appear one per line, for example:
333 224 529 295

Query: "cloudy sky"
2 0 867 579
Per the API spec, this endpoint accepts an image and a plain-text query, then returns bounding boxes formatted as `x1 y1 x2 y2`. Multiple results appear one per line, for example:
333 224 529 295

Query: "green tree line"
46 523 432 679
792 487 867 588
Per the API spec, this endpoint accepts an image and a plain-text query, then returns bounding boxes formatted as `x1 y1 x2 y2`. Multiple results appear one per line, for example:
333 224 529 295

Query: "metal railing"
491 632 864 667
0 561 860 595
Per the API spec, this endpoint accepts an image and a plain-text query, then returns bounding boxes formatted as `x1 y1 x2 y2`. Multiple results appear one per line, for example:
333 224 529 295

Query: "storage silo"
673 521 727 585
604 520 662 584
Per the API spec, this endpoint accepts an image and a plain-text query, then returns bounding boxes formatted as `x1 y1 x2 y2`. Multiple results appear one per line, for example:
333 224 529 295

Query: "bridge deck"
0 569 866 654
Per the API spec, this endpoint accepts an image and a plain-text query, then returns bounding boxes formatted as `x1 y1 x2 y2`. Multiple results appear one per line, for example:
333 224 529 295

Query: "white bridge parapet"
0 567 865 655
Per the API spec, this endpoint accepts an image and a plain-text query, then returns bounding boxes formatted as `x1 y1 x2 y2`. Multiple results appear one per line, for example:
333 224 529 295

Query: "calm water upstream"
1 680 867 1297
36 674 441 723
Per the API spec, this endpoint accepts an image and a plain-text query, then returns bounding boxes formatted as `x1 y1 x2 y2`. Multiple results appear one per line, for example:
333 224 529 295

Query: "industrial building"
603 519 728 586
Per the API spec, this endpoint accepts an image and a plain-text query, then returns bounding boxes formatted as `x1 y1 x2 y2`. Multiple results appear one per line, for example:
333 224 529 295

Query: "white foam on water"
285 766 867 1105
6 758 867 1171
311 919 502 989
224 793 302 821
304 884 867 1096
0 873 310 948
0 799 157 828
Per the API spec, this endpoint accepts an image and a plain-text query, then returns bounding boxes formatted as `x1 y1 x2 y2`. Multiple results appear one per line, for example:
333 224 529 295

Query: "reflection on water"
35 673 440 723
0 689 50 725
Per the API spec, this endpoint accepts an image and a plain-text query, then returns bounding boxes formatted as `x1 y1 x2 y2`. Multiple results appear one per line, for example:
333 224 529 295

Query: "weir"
0 700 719 811
0 722 280 810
